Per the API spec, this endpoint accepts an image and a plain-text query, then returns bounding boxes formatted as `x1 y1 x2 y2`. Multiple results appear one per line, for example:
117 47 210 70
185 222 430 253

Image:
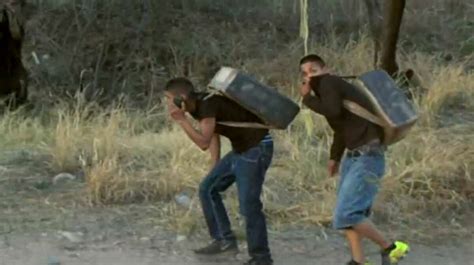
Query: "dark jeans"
199 135 273 260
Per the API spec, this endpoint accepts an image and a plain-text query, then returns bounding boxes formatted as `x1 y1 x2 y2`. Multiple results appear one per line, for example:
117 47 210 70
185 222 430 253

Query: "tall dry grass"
43 104 211 204
1 0 471 236
2 34 472 235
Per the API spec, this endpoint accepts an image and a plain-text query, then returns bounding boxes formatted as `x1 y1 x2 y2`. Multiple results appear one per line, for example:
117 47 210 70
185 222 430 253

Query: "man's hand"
328 160 339 177
167 99 186 121
170 108 186 121
300 81 311 97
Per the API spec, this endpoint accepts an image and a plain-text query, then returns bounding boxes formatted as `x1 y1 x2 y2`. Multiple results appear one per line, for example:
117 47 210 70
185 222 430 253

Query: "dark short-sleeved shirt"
190 93 269 153
302 74 383 161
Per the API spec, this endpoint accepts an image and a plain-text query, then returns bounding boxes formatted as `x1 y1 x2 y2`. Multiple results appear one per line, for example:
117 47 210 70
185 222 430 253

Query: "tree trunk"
364 0 383 68
379 0 406 76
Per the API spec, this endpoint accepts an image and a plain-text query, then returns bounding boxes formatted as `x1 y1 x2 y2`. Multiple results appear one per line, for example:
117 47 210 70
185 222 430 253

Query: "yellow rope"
298 0 312 134
299 0 309 55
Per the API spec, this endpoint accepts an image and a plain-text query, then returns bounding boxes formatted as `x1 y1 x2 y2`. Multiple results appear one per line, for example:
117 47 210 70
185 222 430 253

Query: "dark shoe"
346 260 372 265
243 257 273 265
193 239 238 255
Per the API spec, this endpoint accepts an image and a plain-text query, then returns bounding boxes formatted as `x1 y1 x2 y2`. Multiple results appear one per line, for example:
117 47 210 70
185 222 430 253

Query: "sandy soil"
0 149 473 265
0 230 472 265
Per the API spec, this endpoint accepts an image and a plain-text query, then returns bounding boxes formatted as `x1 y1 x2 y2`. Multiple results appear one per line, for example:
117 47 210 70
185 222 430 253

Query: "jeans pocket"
361 154 385 179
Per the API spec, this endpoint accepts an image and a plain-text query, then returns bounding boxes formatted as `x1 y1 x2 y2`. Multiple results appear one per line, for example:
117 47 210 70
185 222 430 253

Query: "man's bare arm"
208 134 221 170
177 117 216 151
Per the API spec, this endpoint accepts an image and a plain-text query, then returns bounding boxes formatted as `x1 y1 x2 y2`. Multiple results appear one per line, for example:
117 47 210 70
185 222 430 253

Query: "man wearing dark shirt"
164 78 274 265
299 54 409 265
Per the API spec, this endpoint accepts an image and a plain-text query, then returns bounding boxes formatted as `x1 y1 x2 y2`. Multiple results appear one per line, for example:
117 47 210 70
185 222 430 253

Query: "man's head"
164 77 197 112
299 54 329 83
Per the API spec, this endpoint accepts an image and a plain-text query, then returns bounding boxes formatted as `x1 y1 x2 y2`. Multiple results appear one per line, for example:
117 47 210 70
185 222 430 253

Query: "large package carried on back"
342 70 418 145
208 67 300 129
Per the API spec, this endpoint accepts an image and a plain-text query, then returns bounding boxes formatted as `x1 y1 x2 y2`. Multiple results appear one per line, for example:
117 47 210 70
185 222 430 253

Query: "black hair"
164 77 195 94
299 54 326 67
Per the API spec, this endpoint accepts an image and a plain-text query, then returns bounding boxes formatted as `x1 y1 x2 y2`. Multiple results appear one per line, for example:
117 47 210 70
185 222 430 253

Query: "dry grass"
1 0 472 236
43 104 212 205
2 35 472 236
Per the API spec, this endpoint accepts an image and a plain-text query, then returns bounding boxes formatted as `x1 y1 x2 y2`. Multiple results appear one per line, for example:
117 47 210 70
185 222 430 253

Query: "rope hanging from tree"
299 0 309 55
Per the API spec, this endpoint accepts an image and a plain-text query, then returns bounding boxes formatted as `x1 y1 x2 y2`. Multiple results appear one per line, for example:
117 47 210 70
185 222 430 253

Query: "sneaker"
346 260 373 265
243 257 273 265
381 241 410 264
193 239 238 255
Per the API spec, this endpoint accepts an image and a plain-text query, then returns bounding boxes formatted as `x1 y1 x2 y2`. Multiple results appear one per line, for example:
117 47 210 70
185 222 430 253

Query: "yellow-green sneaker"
381 241 410 264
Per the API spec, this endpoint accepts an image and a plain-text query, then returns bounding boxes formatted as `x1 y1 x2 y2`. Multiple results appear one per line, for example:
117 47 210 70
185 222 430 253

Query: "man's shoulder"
199 94 228 107
321 74 357 91
321 74 349 85
310 74 348 92
195 94 230 115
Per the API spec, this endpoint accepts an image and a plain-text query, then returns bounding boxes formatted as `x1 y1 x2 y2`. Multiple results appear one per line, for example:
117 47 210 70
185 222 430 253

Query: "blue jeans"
333 151 385 229
199 135 273 260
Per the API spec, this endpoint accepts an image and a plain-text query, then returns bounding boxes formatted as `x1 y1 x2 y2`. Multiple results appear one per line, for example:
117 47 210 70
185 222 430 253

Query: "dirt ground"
0 149 473 265
0 230 472 265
